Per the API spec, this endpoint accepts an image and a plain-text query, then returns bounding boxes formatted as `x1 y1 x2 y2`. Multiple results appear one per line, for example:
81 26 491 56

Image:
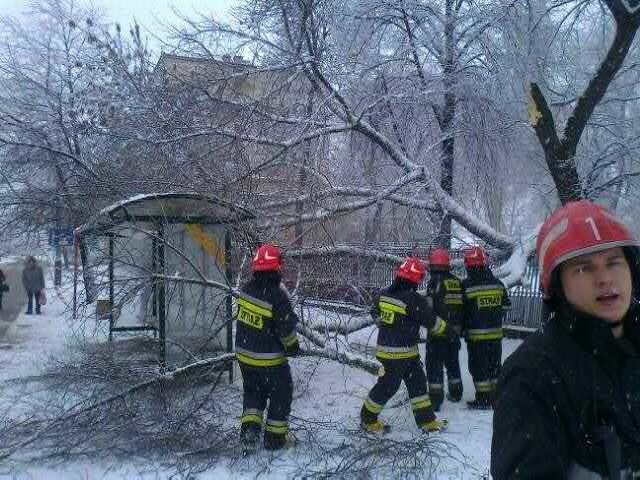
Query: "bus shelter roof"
75 192 255 236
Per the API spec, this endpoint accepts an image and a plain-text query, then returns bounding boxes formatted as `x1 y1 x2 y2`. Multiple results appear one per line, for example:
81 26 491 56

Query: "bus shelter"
74 192 254 371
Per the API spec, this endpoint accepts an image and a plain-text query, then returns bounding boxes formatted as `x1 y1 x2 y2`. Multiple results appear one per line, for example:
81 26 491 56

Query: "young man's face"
559 247 633 323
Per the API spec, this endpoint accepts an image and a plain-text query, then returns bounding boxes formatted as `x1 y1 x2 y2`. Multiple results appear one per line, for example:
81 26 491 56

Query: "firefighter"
360 257 449 434
235 244 300 451
424 248 464 411
491 200 640 478
461 246 511 409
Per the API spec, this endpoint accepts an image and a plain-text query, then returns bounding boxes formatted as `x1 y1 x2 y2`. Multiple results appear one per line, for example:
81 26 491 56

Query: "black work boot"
429 389 444 412
467 392 494 410
447 383 463 403
240 425 260 452
264 431 286 450
360 404 390 434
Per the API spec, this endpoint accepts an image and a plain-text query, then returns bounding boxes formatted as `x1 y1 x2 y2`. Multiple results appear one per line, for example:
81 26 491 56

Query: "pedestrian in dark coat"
0 269 8 310
22 256 45 315
235 244 300 452
491 200 640 479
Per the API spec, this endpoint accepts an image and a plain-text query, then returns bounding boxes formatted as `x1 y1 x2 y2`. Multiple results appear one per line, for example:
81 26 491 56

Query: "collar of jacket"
251 271 282 286
622 305 640 353
429 267 450 274
555 301 640 362
465 267 494 281
389 278 417 293
428 271 446 283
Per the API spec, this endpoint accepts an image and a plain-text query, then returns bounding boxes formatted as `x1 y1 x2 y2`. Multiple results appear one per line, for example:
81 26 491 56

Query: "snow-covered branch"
288 245 404 264
299 347 378 375
352 118 514 250
261 186 439 214
494 225 540 288
142 123 350 149
260 169 425 229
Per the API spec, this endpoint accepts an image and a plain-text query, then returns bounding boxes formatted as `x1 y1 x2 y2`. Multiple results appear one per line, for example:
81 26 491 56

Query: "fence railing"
504 290 544 329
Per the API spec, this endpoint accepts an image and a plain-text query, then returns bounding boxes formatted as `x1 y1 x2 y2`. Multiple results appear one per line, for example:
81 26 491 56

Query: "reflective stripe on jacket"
234 275 299 368
372 281 444 361
462 269 509 342
426 270 463 338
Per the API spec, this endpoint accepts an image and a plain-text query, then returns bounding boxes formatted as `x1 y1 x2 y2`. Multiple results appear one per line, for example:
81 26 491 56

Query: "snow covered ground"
0 284 523 479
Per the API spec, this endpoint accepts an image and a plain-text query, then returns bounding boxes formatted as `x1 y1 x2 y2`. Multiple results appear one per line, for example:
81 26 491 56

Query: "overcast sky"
2 0 235 50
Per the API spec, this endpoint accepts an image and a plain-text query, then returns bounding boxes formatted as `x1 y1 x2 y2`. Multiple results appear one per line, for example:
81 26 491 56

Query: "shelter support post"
108 234 114 342
151 237 157 318
225 230 233 383
157 224 166 370
73 239 78 321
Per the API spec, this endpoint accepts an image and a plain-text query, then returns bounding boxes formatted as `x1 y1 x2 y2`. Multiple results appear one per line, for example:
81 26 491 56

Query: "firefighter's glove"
420 419 448 433
429 316 448 338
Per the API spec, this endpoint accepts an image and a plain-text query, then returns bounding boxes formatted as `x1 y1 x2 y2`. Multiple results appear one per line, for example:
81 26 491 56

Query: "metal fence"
503 262 544 330
504 290 544 329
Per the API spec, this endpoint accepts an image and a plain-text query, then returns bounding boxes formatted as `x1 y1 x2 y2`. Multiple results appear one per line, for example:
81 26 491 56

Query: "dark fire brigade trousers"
239 363 293 450
361 357 436 426
467 339 502 405
425 336 463 410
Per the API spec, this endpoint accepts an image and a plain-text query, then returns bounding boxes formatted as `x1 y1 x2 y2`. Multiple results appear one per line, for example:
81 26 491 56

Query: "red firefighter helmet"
536 200 638 298
428 248 450 269
463 246 488 269
251 244 283 272
396 257 426 285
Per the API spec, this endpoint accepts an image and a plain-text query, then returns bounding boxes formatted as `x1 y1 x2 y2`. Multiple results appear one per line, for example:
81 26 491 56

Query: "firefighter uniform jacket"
235 274 300 368
427 270 463 338
461 269 510 342
372 283 447 361
491 304 640 479
424 269 464 408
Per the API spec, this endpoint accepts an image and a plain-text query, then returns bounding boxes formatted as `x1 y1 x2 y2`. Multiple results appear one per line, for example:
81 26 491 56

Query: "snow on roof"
75 192 255 236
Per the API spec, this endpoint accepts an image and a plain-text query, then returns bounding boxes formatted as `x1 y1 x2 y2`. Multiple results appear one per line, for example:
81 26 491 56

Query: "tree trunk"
435 0 456 249
529 7 639 204
294 92 315 247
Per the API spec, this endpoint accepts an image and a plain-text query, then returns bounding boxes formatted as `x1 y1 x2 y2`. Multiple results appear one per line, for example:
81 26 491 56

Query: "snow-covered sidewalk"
0 287 523 479
0 287 70 383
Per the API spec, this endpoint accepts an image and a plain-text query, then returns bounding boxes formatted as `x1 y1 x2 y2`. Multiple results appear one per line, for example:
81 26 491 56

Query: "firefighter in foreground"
235 244 300 451
461 246 510 409
424 248 464 411
492 200 640 479
361 257 449 434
